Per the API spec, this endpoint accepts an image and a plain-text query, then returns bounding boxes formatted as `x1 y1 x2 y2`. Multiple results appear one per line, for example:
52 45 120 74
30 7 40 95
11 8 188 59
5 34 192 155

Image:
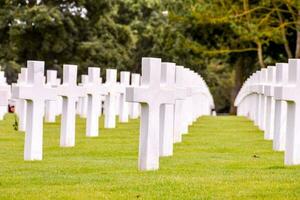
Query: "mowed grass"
0 114 300 199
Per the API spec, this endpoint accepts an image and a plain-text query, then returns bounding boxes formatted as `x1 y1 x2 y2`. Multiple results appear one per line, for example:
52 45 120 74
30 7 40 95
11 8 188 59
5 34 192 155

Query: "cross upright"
258 68 268 130
55 78 63 116
191 72 206 118
264 66 276 140
126 57 176 170
85 67 108 137
78 75 89 118
273 63 288 151
45 70 58 122
104 69 123 128
180 68 192 134
274 59 300 165
12 60 56 160
57 65 86 147
119 71 130 122
16 68 28 131
129 73 140 119
184 69 195 127
173 65 187 143
249 72 258 123
0 71 10 120
243 76 252 118
252 71 262 126
159 62 178 157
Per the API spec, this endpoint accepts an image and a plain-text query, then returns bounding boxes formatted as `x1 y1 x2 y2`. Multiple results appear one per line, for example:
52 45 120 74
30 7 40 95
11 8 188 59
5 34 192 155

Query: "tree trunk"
229 57 243 114
295 10 300 58
257 42 265 68
274 0 293 58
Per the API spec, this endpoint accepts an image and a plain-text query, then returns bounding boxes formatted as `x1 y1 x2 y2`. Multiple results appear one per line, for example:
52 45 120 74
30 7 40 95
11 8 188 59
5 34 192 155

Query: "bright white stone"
274 59 300 165
79 75 89 118
0 90 9 120
253 72 261 126
16 68 28 131
12 61 56 160
258 69 268 130
104 69 123 128
264 66 276 140
45 70 58 122
119 71 130 122
85 67 107 137
0 71 10 120
273 63 288 151
181 68 193 134
159 62 177 157
129 73 140 119
57 65 85 147
173 65 186 143
115 93 120 116
126 57 175 171
56 78 63 116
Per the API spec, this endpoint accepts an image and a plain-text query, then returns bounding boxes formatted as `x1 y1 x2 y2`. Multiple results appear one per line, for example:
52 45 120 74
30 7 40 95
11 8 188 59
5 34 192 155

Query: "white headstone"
85 67 107 137
173 65 188 143
45 70 58 122
159 62 177 157
258 69 268 130
12 60 56 160
129 73 141 119
253 72 261 126
264 66 276 140
0 71 10 120
119 71 130 122
104 69 123 128
274 59 300 165
56 78 63 116
79 75 89 118
181 68 193 134
273 63 288 151
16 68 28 131
126 57 175 170
57 65 85 147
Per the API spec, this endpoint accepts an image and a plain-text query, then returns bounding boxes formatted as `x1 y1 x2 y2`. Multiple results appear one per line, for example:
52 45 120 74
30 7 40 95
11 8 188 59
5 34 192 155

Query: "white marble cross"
12 61 56 160
0 71 10 120
16 68 28 131
129 73 140 119
252 72 261 126
173 65 186 143
181 68 193 134
159 62 177 157
115 93 120 116
258 69 268 130
185 69 195 127
119 71 130 122
274 59 300 165
85 67 107 137
264 66 276 140
192 72 207 118
55 78 63 116
273 63 288 151
79 75 89 118
126 57 175 170
104 69 123 128
57 65 85 147
45 70 58 122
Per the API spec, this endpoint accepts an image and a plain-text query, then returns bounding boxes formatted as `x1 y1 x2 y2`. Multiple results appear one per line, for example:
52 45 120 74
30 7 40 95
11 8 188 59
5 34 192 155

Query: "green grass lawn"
0 114 299 199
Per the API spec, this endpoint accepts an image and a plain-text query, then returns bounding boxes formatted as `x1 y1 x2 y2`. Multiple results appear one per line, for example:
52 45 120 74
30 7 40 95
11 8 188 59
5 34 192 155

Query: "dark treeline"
0 0 299 113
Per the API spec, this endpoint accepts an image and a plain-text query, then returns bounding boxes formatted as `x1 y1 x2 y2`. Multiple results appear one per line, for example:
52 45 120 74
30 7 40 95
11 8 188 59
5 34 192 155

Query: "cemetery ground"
0 115 300 199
